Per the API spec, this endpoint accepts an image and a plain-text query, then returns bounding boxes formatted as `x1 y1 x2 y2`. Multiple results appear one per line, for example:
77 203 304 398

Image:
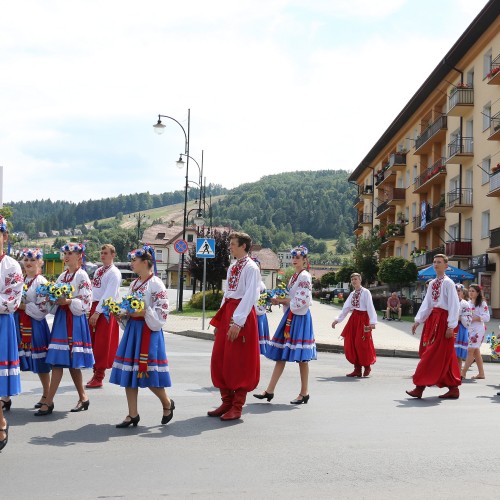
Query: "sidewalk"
166 300 500 361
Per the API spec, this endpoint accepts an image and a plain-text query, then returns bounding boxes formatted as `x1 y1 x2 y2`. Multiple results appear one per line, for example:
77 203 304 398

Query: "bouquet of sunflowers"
36 282 74 303
102 292 145 321
22 283 28 303
269 282 289 300
257 291 269 307
486 333 500 360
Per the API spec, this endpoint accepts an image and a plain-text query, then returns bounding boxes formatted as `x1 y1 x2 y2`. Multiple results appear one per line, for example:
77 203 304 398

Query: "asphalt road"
2 334 500 499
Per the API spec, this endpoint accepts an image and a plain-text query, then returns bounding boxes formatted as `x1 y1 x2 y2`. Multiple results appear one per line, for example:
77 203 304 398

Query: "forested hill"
212 170 356 241
8 185 226 234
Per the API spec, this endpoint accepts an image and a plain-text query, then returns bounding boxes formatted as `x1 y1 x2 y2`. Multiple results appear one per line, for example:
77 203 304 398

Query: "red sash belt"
130 317 151 377
284 310 293 339
60 305 73 352
422 307 447 348
19 309 33 349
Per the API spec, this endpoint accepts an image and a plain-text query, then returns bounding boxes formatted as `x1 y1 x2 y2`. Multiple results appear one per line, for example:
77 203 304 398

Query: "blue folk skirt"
110 319 171 389
15 311 52 374
266 309 317 362
0 314 21 397
454 324 469 361
46 307 94 369
257 314 270 355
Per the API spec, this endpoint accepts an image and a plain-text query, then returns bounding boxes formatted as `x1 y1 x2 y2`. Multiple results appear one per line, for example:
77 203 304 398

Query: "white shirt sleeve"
69 270 92 316
96 267 121 312
444 279 459 329
459 300 472 328
336 292 353 323
365 290 378 325
289 273 312 316
232 265 260 327
415 285 433 324
0 257 24 314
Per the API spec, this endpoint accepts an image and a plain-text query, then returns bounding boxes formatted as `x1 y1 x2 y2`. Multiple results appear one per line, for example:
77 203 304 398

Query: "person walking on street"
331 273 377 377
86 244 121 389
254 245 316 405
207 232 260 421
454 284 471 374
406 254 461 399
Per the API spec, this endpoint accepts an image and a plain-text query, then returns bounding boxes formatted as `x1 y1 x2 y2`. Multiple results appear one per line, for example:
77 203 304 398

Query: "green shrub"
189 291 224 310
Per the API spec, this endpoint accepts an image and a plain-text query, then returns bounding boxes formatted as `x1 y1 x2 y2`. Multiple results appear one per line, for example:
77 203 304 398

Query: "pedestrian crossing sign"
196 238 216 258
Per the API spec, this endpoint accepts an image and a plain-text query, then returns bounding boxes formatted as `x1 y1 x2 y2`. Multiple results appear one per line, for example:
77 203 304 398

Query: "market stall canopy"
417 265 474 282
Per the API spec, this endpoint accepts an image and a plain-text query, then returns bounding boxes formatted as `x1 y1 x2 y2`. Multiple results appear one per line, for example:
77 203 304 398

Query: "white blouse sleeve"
69 271 92 316
476 301 490 323
0 258 24 314
144 279 169 331
459 300 472 328
336 292 353 323
25 276 50 320
290 274 312 316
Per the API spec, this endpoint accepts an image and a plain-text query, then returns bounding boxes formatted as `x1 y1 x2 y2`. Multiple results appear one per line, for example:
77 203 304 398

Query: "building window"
464 218 472 241
411 241 416 252
187 234 194 243
411 202 416 218
412 165 418 184
395 247 401 257
405 169 410 188
483 103 491 131
481 211 490 239
403 244 408 259
483 49 492 79
466 68 474 87
482 157 491 185
449 223 459 241
156 249 163 262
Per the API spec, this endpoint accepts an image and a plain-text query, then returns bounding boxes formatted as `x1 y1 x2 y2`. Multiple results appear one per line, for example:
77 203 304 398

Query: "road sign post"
196 238 216 329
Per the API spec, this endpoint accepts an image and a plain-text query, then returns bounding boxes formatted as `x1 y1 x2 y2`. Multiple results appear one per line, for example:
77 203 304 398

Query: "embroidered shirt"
468 300 490 336
336 287 377 325
0 255 23 314
54 268 92 317
91 264 121 312
24 274 50 321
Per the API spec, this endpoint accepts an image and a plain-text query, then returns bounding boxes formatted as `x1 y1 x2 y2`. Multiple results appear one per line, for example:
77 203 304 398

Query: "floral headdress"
21 247 43 260
455 283 464 290
61 242 86 270
128 244 157 276
0 215 7 233
290 245 308 257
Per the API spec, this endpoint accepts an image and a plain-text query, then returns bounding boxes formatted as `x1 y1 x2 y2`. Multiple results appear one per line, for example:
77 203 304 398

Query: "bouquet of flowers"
36 282 74 303
486 333 500 360
102 292 145 321
269 282 289 300
22 283 28 303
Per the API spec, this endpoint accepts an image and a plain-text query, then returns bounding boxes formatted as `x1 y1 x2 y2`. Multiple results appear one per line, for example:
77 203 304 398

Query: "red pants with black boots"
209 298 259 419
87 301 119 388
341 310 376 369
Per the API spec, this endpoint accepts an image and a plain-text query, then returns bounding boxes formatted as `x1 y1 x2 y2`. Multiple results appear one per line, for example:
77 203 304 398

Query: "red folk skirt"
413 307 461 388
89 301 119 369
210 298 260 392
341 309 376 366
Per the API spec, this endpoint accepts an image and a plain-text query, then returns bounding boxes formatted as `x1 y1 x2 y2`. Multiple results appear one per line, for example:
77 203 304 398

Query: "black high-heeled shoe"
70 399 90 412
161 400 175 425
253 391 274 402
0 421 9 452
34 402 54 417
290 394 310 405
1 399 12 412
34 395 47 409
116 415 140 428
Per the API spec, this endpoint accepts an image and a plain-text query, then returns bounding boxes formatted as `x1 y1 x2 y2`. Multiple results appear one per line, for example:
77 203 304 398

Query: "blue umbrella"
417 264 475 282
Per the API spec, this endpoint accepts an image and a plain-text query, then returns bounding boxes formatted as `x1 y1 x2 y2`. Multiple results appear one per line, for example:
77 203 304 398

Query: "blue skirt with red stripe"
45 307 94 369
266 309 317 362
257 314 270 355
110 319 171 389
0 314 21 397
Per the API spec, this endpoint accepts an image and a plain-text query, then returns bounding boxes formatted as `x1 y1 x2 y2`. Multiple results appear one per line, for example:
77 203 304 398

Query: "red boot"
406 386 425 398
363 366 371 377
207 389 234 417
220 389 247 421
346 365 362 377
86 368 105 389
439 387 459 399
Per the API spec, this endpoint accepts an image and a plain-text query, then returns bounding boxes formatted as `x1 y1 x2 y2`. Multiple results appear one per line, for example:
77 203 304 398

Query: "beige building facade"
349 1 500 317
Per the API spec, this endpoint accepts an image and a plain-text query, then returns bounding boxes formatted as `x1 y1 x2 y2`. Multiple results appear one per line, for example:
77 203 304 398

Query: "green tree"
352 233 381 285
336 263 356 285
335 232 350 254
378 257 418 289
320 271 337 288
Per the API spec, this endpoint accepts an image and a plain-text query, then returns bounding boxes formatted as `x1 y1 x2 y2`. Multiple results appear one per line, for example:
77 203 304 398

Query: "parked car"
332 288 350 298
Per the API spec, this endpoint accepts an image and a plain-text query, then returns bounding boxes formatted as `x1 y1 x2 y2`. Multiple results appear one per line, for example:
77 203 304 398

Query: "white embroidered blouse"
336 287 377 325
285 270 313 316
24 274 50 321
54 268 92 317
458 298 472 329
0 255 23 314
91 264 122 312
468 299 490 336
222 256 260 327
414 275 459 329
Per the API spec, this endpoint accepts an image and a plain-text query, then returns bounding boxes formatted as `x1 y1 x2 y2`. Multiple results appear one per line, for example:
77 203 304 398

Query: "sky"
0 0 490 204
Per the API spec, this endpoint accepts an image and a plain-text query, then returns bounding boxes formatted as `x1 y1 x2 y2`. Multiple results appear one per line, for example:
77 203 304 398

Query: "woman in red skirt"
331 273 377 377
406 254 461 399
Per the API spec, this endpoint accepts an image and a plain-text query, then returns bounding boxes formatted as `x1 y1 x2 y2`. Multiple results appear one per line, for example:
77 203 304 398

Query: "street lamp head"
193 213 205 227
153 118 166 135
176 155 185 170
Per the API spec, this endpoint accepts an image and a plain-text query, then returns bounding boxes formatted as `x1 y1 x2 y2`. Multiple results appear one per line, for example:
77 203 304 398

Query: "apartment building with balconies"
349 1 500 317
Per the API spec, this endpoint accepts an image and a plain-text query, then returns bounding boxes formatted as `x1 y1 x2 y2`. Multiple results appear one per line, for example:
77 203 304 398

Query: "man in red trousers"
86 244 121 388
406 254 461 399
207 232 260 421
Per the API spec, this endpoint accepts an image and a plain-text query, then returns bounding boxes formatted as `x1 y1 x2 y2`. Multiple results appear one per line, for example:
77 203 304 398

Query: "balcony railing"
389 152 407 168
489 112 500 140
445 240 472 257
487 54 500 85
412 205 445 231
448 87 474 114
386 224 405 239
387 187 406 203
413 157 446 191
361 185 373 196
415 115 447 152
446 188 473 211
447 137 473 159
376 200 391 217
490 227 500 251
411 246 445 267
488 170 500 197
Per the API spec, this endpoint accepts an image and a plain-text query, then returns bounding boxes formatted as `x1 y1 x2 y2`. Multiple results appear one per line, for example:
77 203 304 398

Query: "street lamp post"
153 110 190 312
